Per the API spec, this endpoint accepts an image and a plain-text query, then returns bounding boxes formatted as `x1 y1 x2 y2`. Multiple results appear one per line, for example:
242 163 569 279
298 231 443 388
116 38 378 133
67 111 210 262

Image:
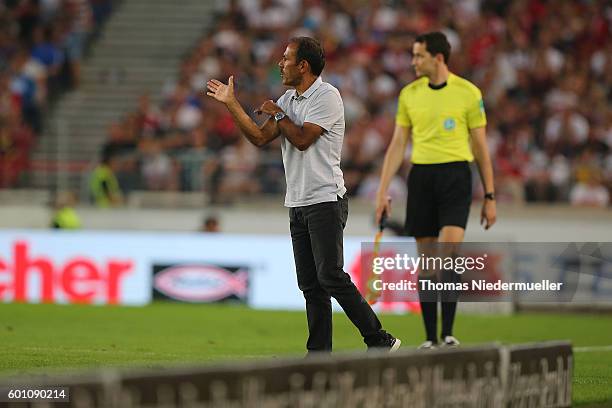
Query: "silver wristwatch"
274 111 286 122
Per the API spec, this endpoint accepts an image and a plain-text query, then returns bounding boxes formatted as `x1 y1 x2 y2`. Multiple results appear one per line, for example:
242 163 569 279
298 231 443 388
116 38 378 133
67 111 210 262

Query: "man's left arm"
256 100 324 151
257 90 342 151
470 126 497 230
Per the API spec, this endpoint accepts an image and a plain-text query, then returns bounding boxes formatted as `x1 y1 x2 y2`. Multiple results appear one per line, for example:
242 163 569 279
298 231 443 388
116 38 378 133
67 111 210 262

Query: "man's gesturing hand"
255 100 282 116
206 76 236 104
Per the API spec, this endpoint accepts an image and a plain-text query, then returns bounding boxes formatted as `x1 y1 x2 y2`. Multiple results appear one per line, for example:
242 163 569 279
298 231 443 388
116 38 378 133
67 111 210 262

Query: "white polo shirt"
276 76 347 207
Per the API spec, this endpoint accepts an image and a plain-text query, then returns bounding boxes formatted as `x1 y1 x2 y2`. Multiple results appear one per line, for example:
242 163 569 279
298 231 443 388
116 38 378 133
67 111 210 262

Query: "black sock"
441 301 457 338
420 301 438 342
418 275 438 342
440 267 460 338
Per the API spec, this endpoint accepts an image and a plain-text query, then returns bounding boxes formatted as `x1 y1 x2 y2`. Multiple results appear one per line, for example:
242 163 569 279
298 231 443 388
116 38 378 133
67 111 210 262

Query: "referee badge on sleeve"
479 99 485 114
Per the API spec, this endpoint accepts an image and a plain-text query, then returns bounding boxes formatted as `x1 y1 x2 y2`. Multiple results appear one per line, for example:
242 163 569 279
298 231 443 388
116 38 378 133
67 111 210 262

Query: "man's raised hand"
206 76 235 104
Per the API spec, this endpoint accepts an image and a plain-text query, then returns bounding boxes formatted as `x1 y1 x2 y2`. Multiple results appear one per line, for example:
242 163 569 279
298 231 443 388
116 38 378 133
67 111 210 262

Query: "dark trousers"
289 196 383 351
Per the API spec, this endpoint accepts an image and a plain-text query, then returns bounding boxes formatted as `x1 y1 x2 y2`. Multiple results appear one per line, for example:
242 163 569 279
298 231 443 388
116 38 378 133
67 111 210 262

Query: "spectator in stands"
200 214 220 233
102 120 136 157
51 190 81 229
90 149 123 208
94 0 610 207
0 104 34 187
62 0 92 87
217 136 261 203
9 47 44 133
1 0 113 187
570 172 610 208
30 25 63 77
90 0 113 34
134 93 161 138
139 138 178 191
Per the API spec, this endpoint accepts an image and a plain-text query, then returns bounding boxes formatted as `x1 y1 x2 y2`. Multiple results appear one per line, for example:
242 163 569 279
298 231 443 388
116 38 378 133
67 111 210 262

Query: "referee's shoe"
442 335 460 347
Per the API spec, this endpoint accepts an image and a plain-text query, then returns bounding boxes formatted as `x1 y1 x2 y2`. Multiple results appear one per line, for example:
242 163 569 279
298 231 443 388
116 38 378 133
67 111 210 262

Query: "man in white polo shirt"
206 36 400 353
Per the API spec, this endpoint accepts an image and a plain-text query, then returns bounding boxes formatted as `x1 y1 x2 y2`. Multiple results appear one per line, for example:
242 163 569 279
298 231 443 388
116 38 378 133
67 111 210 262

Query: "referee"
375 32 496 349
207 37 400 353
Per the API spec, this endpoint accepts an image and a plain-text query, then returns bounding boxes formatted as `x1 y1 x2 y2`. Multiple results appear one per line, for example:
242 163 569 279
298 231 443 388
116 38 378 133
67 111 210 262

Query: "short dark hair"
415 32 451 64
289 37 325 76
204 215 218 226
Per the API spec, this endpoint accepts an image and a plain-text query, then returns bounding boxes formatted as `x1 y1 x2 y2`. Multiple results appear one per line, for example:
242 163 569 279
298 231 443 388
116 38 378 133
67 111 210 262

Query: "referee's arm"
375 124 411 224
470 126 497 229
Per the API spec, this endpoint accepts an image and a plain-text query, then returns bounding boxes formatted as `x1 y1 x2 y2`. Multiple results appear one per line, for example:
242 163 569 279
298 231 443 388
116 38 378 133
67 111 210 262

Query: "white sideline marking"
20 346 182 357
574 345 612 353
17 345 612 354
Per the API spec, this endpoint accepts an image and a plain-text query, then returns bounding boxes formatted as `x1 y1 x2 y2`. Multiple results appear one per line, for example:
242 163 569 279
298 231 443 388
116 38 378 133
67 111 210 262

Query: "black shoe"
368 331 401 352
304 350 330 359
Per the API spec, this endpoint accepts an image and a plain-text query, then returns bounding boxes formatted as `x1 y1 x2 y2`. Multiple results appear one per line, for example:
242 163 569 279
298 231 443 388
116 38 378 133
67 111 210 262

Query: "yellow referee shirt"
395 73 486 164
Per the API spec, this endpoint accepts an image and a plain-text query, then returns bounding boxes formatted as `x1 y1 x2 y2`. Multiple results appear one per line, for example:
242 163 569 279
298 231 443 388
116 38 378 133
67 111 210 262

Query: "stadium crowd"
14 0 611 207
0 0 113 187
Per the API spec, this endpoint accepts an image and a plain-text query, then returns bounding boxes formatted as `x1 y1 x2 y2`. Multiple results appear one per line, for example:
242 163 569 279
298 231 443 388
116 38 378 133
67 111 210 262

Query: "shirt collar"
294 76 323 100
428 73 454 90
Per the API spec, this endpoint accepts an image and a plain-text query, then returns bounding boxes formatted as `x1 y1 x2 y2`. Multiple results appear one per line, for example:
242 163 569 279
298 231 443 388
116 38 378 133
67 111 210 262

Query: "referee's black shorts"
405 161 472 238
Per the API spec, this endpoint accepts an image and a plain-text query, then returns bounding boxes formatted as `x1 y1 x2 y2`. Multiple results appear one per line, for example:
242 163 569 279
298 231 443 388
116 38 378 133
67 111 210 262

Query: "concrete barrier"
0 341 572 407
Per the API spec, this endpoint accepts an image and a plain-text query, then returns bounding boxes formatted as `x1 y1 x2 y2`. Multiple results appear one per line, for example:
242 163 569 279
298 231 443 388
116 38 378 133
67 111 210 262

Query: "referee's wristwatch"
274 111 286 122
484 192 495 201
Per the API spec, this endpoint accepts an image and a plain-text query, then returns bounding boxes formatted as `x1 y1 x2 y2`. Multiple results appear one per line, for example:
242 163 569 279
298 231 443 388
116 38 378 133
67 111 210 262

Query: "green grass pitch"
1 303 611 406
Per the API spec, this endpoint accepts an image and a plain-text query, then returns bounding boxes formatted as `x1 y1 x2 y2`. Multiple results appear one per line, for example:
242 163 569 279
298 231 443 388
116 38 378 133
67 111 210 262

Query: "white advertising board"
0 230 406 309
4 231 605 310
